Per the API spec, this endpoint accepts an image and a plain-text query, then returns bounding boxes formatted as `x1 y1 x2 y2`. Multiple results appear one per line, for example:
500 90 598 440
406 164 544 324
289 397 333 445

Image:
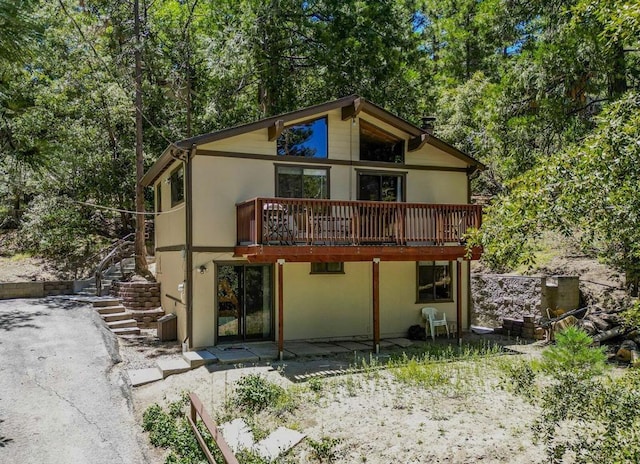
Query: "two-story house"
142 95 484 357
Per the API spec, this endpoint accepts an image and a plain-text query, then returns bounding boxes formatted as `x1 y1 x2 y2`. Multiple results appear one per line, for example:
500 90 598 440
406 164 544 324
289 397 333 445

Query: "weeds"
232 374 285 413
498 358 537 397
308 436 342 463
142 397 223 464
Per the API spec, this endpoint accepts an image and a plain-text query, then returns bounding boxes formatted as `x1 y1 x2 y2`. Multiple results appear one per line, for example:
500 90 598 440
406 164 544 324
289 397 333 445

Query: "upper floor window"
359 119 404 163
277 117 328 158
170 165 184 207
357 171 405 202
276 165 329 199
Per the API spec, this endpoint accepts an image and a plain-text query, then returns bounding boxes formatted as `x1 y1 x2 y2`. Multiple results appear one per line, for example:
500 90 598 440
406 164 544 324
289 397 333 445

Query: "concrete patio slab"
128 367 163 387
254 427 306 461
182 350 218 368
312 342 352 354
334 341 372 351
157 358 191 378
245 342 295 361
284 341 336 357
378 339 396 348
206 346 260 364
386 337 413 348
219 418 255 454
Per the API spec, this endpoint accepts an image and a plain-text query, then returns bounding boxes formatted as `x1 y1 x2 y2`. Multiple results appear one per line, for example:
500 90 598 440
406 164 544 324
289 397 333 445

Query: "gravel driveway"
0 297 153 464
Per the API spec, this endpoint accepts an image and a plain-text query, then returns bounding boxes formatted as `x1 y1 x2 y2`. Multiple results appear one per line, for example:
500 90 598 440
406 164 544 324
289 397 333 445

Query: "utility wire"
71 199 184 216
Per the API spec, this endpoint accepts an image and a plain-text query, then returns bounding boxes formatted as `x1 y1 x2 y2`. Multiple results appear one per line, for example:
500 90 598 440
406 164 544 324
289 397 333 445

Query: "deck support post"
456 258 463 346
277 258 285 360
373 258 380 354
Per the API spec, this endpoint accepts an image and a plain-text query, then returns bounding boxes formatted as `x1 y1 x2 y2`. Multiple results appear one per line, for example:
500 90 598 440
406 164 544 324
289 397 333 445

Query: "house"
142 95 484 356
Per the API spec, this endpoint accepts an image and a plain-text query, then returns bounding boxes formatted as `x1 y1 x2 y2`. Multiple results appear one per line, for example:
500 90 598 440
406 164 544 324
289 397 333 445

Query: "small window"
311 262 344 274
277 117 328 158
357 171 405 202
170 165 184 207
416 261 452 302
276 165 329 199
360 120 404 163
155 182 162 212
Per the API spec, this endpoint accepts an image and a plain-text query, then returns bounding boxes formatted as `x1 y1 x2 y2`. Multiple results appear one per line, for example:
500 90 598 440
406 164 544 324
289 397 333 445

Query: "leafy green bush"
142 398 223 464
527 327 640 463
18 195 109 277
232 374 285 413
540 326 606 381
621 301 640 330
308 436 342 463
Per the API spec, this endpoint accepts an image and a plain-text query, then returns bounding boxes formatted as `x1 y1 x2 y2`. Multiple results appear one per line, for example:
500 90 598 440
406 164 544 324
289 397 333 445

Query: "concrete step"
102 312 131 323
182 350 218 368
128 367 163 387
96 305 127 315
112 327 141 336
93 299 122 308
157 358 192 379
107 318 138 329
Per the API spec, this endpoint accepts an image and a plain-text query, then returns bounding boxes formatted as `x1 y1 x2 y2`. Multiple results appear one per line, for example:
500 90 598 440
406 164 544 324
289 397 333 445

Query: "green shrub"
232 374 285 413
540 326 606 381
308 436 342 463
142 399 223 464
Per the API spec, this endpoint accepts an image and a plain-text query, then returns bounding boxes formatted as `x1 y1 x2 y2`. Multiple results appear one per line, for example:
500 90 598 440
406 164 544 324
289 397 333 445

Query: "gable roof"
142 95 485 186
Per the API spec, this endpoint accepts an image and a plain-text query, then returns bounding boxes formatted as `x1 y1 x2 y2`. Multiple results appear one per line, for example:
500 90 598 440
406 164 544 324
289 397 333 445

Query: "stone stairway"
93 298 140 336
79 258 136 296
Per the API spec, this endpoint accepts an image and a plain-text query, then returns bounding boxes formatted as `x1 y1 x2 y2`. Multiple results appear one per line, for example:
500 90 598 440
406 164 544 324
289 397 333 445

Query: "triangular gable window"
359 120 404 163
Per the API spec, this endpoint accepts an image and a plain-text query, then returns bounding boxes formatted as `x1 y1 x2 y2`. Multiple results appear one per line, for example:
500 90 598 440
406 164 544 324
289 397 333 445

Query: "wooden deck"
235 197 482 262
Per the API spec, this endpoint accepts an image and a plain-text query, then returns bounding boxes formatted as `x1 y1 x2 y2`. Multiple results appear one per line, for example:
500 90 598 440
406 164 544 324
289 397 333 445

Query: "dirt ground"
123 331 544 464
0 255 60 282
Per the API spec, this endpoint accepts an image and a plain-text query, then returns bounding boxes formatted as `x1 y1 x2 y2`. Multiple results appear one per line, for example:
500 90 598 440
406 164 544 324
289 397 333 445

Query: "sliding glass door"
216 264 273 342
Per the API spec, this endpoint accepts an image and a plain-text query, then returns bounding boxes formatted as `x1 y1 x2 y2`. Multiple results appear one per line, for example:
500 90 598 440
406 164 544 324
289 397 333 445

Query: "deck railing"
237 197 482 246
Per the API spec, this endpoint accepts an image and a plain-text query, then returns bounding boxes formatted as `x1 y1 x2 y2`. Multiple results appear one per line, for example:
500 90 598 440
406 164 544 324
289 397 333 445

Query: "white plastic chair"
421 307 450 341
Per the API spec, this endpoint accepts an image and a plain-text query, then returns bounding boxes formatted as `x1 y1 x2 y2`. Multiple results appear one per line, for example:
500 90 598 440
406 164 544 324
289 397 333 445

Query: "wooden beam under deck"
234 245 482 263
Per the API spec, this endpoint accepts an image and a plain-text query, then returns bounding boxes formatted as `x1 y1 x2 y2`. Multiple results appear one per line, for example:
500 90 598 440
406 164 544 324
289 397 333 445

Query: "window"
276 165 329 199
359 120 404 163
170 165 184 207
277 117 328 158
155 182 162 212
416 261 452 302
311 262 344 274
357 171 405 202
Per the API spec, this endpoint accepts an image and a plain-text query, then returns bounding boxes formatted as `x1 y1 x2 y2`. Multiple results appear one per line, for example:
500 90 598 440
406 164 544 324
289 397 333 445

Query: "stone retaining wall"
471 274 580 327
110 281 163 327
0 280 74 300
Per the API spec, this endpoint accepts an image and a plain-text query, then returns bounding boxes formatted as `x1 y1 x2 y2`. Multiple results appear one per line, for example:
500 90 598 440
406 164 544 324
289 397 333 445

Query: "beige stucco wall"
186 255 469 347
156 250 187 342
190 160 469 248
154 159 186 248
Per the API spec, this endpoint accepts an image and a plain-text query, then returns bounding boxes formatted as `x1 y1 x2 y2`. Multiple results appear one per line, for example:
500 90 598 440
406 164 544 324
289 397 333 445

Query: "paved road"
0 298 151 464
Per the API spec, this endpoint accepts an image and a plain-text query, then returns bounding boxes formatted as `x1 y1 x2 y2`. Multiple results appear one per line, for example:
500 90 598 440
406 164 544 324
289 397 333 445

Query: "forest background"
1 0 639 285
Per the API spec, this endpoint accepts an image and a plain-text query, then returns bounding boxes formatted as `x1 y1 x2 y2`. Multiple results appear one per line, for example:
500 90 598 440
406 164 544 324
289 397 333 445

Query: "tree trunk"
133 0 148 276
592 326 625 343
